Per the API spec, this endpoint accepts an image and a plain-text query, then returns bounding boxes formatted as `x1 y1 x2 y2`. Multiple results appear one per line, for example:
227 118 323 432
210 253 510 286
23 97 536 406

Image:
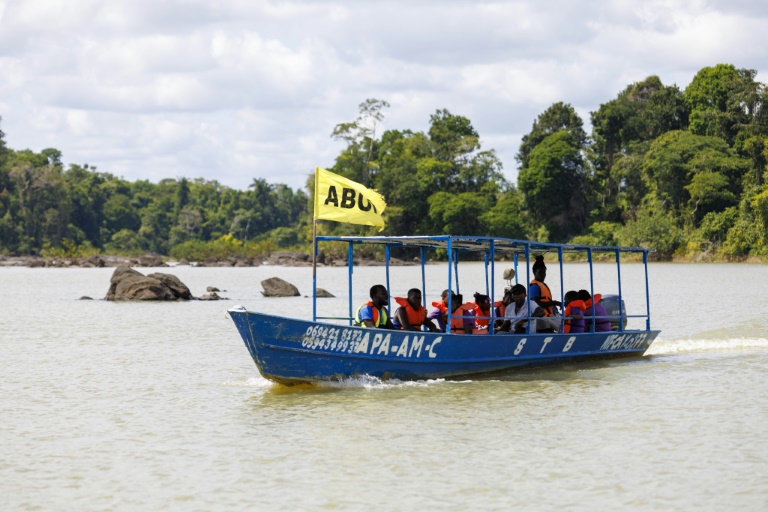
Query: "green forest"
2 63 768 261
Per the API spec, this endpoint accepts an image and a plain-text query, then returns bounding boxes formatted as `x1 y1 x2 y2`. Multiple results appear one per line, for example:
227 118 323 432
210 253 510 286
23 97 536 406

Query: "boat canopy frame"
312 235 654 334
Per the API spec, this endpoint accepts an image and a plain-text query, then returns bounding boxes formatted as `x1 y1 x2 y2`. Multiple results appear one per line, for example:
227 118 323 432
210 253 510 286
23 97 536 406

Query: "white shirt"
504 298 537 333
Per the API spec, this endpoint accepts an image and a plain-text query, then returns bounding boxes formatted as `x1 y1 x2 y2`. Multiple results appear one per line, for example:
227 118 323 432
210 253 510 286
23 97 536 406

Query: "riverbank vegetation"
1 63 767 262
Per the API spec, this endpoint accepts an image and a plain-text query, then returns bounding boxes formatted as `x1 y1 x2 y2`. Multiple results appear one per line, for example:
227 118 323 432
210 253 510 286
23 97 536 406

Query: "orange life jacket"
470 301 506 334
582 294 602 309
394 297 426 330
450 303 475 333
494 300 506 318
530 279 555 317
431 301 448 313
563 299 586 333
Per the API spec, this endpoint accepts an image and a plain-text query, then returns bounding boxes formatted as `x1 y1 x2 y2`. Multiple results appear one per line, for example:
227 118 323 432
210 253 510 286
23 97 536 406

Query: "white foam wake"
647 337 768 355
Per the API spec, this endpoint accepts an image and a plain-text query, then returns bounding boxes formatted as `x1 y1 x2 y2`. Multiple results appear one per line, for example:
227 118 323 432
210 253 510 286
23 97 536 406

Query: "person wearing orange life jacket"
448 293 475 334
471 292 504 334
393 288 438 332
578 289 611 332
353 284 395 329
529 255 562 332
562 290 586 333
426 289 451 331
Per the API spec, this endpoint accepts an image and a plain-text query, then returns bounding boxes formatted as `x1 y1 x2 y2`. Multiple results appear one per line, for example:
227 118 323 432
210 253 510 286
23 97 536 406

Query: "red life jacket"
563 299 586 333
394 297 426 330
530 279 555 317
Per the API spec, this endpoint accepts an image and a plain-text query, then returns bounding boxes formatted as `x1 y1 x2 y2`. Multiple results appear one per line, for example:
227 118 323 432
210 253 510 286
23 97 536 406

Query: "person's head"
577 289 591 302
440 289 450 305
510 283 526 306
473 292 491 312
406 288 422 309
369 284 389 307
532 255 547 281
564 290 579 306
451 293 464 312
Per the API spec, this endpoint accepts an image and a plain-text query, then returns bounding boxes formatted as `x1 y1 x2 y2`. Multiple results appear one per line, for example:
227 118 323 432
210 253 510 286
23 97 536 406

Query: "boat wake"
316 375 461 390
647 336 768 355
221 375 274 388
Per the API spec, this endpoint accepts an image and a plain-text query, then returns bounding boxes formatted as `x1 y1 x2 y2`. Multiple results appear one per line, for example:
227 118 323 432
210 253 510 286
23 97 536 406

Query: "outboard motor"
598 294 627 331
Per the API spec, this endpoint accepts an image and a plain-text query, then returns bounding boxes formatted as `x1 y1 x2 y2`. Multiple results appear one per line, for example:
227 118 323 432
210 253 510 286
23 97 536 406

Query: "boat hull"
228 308 660 384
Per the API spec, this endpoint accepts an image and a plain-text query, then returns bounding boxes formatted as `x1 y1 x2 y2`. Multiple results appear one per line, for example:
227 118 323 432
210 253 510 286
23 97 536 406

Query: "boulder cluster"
105 266 194 301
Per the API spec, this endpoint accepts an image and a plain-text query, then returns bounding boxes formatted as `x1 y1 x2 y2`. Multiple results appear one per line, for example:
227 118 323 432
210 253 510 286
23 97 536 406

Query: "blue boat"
228 236 660 384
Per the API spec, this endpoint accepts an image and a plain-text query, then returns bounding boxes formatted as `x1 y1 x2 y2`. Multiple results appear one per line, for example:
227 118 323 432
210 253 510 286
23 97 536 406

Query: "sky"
1 0 768 192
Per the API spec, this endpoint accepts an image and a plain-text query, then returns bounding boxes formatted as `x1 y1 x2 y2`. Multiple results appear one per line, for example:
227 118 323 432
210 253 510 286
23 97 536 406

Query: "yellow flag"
314 167 386 230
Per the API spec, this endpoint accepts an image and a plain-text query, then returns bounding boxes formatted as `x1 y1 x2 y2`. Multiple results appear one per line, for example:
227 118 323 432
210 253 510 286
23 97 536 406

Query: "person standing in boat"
495 284 545 334
354 284 395 329
529 255 562 332
393 288 439 332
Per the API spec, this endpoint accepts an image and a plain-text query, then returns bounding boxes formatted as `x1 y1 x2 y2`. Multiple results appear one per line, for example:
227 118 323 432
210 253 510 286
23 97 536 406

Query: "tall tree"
331 98 390 187
590 76 688 220
518 130 587 241
517 102 587 170
685 64 765 145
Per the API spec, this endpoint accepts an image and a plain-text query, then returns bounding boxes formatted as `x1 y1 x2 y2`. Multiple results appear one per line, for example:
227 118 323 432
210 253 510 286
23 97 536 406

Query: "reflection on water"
2 264 768 511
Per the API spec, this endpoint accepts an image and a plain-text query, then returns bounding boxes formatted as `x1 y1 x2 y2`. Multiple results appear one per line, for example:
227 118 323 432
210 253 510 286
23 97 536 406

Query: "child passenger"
562 290 585 333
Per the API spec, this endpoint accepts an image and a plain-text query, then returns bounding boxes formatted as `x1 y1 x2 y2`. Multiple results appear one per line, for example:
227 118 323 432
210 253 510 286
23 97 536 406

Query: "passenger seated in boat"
472 292 503 334
562 290 586 333
354 284 395 329
427 289 450 331
578 289 611 332
494 287 515 330
427 290 474 333
495 284 544 334
449 293 475 334
393 288 439 332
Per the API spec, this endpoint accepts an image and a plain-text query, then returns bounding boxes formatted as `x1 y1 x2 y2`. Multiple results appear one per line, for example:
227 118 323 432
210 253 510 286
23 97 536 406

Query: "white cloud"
1 0 768 191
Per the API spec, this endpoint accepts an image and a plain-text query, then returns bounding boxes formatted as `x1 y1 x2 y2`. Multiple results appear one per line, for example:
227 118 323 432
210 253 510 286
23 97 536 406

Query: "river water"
2 263 767 511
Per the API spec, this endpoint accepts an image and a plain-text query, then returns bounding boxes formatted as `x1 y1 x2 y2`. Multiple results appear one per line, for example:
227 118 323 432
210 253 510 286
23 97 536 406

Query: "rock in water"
105 265 193 301
148 273 193 300
261 277 300 297
316 288 335 298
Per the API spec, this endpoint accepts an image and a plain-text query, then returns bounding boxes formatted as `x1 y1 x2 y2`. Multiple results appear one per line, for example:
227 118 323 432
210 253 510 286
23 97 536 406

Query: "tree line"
1 63 767 260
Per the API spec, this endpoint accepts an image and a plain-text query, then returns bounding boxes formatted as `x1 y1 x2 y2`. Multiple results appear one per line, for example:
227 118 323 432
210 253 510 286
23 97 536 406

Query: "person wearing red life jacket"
353 284 395 329
562 290 586 334
393 288 438 332
578 289 612 332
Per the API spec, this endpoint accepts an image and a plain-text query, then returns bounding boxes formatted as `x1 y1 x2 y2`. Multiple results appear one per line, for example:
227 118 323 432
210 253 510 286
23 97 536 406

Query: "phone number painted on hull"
301 325 441 358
